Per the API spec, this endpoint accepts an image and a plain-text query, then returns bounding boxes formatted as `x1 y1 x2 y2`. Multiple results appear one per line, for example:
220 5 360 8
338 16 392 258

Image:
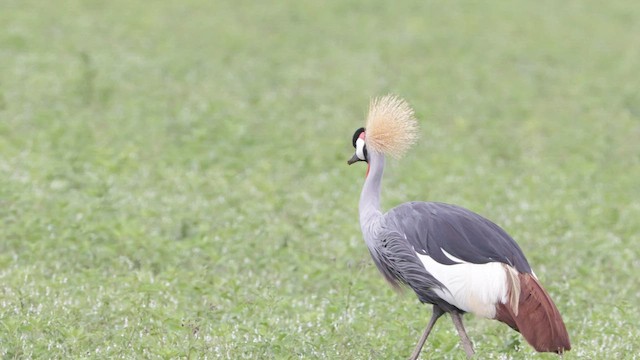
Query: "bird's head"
348 95 419 167
348 127 368 165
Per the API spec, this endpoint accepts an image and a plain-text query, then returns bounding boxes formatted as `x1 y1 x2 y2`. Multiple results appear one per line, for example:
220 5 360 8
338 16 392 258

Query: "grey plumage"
368 228 452 309
386 201 532 273
369 200 533 312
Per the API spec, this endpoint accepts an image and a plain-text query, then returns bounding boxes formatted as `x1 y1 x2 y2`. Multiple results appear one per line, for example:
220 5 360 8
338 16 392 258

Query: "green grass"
1 0 640 358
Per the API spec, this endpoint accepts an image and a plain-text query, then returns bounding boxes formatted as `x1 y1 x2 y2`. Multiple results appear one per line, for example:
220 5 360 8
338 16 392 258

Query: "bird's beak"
347 153 360 165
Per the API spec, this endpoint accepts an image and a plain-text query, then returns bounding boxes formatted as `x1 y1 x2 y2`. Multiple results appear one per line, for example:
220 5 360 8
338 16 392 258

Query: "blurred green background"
1 0 639 358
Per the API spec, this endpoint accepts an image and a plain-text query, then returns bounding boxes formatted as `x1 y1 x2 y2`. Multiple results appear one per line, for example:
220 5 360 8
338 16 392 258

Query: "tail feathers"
495 273 571 354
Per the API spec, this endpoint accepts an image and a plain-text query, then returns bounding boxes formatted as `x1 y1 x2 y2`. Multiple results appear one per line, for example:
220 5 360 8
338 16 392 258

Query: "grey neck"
359 150 385 239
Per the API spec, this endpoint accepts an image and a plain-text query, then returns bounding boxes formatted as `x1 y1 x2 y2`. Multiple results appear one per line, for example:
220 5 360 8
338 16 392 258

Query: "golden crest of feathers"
365 95 419 158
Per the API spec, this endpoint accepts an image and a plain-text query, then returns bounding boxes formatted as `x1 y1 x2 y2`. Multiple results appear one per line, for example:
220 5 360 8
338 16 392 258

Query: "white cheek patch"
355 138 366 160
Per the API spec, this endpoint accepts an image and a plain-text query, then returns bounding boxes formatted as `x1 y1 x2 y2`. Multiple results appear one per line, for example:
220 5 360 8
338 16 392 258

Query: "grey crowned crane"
347 95 570 359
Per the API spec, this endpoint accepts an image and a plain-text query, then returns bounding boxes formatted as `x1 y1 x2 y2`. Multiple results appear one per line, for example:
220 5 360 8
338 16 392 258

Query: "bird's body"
348 95 570 358
366 201 529 318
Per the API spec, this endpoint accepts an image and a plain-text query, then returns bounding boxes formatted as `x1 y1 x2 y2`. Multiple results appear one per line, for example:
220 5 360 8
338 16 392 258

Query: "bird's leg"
450 311 475 358
408 306 444 360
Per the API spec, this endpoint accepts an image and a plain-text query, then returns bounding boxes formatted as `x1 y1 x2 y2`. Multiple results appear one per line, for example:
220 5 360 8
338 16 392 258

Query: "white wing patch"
416 250 513 318
441 248 470 264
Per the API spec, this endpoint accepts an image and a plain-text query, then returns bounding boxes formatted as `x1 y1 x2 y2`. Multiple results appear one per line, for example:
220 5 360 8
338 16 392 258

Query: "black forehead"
352 127 365 148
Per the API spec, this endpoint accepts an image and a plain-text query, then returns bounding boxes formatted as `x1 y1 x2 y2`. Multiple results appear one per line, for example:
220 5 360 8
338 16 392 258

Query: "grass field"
2 0 640 358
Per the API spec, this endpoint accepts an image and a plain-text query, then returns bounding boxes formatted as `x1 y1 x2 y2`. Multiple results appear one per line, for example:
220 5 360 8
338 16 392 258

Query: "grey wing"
386 202 532 273
371 227 458 310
